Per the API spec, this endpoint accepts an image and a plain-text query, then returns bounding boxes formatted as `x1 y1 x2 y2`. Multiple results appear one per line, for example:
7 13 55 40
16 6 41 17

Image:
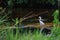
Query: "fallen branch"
22 10 48 21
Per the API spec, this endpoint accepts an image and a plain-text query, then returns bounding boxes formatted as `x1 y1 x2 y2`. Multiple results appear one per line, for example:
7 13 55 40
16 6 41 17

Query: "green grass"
0 10 60 40
0 26 60 40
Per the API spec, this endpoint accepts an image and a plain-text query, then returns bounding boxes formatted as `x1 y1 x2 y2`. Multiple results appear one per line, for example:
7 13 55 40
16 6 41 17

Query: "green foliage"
0 7 9 25
0 14 8 25
0 12 60 40
8 0 13 7
14 18 19 26
53 10 59 24
0 0 59 40
12 18 23 26
0 26 60 40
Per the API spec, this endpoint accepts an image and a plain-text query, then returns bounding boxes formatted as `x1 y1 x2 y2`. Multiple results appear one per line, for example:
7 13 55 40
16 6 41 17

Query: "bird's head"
39 16 41 20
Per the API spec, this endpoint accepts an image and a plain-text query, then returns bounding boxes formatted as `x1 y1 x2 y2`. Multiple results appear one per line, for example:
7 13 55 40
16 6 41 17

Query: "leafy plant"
0 7 9 25
53 10 59 25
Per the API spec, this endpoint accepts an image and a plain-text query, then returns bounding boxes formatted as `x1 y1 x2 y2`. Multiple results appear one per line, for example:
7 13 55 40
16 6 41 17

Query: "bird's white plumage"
39 16 45 26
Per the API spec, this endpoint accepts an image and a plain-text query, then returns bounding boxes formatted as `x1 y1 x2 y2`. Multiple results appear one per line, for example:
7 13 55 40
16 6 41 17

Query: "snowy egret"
39 16 45 26
39 16 51 35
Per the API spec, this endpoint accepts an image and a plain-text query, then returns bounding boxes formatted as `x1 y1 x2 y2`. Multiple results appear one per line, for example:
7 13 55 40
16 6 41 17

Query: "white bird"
39 16 51 35
39 16 45 26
